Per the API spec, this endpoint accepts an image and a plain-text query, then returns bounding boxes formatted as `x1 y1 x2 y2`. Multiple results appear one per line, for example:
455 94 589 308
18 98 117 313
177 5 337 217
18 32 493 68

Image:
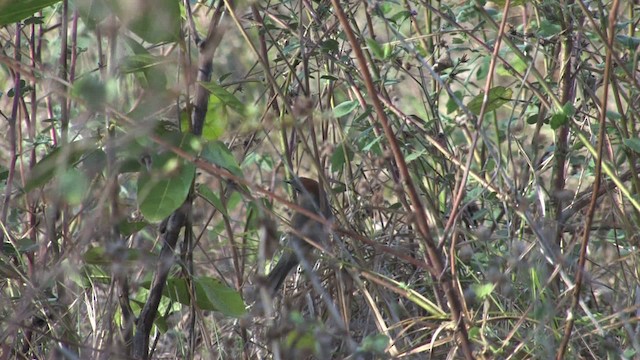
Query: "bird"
265 177 332 295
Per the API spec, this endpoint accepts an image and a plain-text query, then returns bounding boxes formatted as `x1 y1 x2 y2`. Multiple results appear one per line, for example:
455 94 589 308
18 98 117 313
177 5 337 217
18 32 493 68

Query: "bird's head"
286 177 331 217
287 177 321 196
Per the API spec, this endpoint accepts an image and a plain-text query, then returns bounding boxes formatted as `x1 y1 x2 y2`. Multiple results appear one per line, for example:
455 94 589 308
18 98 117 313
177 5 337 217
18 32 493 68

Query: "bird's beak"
284 178 302 188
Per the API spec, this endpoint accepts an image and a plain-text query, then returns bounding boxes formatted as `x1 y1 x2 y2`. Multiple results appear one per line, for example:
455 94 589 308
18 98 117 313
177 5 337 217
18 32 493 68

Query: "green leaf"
57 168 89 205
390 10 412 23
330 143 354 172
200 82 246 115
562 102 576 116
320 39 339 53
466 86 513 115
333 100 359 118
359 334 389 354
616 35 640 50
415 45 428 57
606 111 621 121
71 75 107 110
362 135 383 153
203 96 229 140
196 184 228 217
119 46 168 90
548 102 574 130
117 220 148 236
137 152 195 222
475 57 490 81
377 2 393 14
526 114 538 124
492 0 528 6
196 276 246 317
623 348 638 358
196 82 244 139
78 0 179 43
25 139 96 192
0 0 60 26
23 15 45 25
156 276 246 317
446 90 463 114
116 0 180 44
179 132 204 156
83 246 142 265
179 108 191 133
467 326 481 339
456 4 476 23
285 329 316 352
80 149 107 178
366 38 384 59
353 105 373 123
405 150 426 163
282 38 300 55
241 152 274 171
321 74 338 81
535 19 562 37
383 43 394 59
624 139 640 154
77 264 111 286
76 0 111 29
120 54 162 74
497 55 528 76
2 238 37 258
200 141 243 178
471 283 495 300
549 113 567 129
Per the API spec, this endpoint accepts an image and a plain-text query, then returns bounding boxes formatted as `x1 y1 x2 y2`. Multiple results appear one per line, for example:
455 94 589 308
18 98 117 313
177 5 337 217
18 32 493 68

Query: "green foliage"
137 151 195 222
71 75 109 110
120 53 168 90
136 132 200 222
196 184 228 217
142 276 246 317
0 0 61 26
77 0 180 43
466 86 513 115
330 143 354 172
358 334 390 355
196 82 246 140
200 141 243 178
83 246 143 265
333 100 359 118
25 138 99 192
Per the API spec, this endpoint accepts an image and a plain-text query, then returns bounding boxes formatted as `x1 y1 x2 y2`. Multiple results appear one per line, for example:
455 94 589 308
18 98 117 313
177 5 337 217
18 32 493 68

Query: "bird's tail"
265 251 299 295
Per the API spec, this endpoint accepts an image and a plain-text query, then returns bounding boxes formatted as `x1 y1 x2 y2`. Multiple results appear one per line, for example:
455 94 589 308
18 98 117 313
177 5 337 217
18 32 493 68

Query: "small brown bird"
265 177 332 295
